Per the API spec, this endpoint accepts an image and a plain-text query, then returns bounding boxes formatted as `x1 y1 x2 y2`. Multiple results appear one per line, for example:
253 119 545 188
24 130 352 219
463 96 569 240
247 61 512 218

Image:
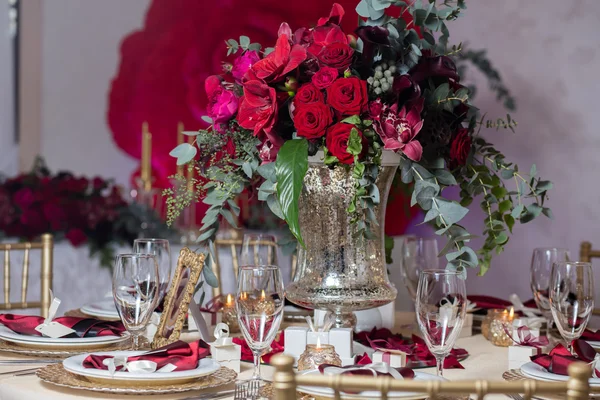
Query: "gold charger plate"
0 337 146 358
37 363 237 395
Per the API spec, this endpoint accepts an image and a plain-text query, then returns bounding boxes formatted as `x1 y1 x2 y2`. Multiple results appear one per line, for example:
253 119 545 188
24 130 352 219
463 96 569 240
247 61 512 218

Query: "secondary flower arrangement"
0 158 173 267
168 0 552 275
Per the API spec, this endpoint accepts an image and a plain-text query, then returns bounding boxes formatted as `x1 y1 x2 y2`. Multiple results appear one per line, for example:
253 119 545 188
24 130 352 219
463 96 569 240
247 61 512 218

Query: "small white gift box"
209 323 241 373
329 328 353 358
284 326 309 364
307 331 329 345
508 345 542 370
372 350 407 368
458 314 474 338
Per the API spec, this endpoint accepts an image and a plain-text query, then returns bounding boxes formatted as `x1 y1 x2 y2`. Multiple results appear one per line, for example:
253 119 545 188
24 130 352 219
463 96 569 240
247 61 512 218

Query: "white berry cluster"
366 62 397 95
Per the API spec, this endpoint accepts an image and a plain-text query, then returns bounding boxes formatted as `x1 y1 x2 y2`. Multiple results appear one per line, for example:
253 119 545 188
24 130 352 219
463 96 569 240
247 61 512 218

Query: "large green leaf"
275 139 308 248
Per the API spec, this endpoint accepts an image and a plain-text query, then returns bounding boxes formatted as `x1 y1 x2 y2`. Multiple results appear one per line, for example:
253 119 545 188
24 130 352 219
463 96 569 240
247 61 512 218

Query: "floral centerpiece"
0 158 173 267
167 0 552 276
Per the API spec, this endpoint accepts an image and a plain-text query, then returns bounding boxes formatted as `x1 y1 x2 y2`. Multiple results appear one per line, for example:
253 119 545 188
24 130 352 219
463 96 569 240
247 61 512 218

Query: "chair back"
579 241 600 316
271 354 592 400
0 233 53 317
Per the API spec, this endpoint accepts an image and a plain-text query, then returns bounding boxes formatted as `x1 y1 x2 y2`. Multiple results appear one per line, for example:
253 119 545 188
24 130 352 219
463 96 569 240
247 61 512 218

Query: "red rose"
293 102 333 139
294 83 324 105
238 80 278 139
311 67 339 89
318 42 354 72
326 123 366 164
65 228 87 247
13 188 35 210
326 77 368 115
449 128 473 167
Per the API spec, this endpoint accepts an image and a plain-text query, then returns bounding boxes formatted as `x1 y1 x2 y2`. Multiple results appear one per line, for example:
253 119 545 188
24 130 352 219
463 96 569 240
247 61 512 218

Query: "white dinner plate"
520 362 600 387
297 369 446 400
63 351 220 384
0 325 129 349
80 300 120 319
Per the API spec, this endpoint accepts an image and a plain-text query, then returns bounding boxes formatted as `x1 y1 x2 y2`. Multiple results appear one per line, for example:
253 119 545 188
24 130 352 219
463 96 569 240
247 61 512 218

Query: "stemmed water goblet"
549 261 594 352
112 254 160 350
401 237 439 301
530 247 570 329
415 269 466 376
236 265 284 384
133 238 172 304
240 234 279 267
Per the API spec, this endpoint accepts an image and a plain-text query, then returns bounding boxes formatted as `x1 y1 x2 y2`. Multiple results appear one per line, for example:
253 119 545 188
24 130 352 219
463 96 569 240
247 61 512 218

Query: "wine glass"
112 254 160 350
401 237 439 301
415 269 466 376
236 265 284 383
549 261 595 352
133 238 172 302
240 234 279 267
531 248 570 329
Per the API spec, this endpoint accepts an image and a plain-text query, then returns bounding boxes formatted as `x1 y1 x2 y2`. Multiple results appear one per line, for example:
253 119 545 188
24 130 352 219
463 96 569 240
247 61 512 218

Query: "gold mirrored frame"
151 248 205 349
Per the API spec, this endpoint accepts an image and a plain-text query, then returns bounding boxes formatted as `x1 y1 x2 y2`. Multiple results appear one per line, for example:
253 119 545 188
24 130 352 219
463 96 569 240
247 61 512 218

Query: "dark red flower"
294 83 325 106
13 188 35 210
449 128 472 167
92 177 106 191
237 80 278 139
304 4 348 56
326 122 366 164
393 75 421 105
317 42 354 72
311 67 339 89
247 34 307 83
231 50 260 84
410 51 459 83
355 26 389 65
258 140 281 164
293 102 333 139
326 77 367 115
65 228 87 247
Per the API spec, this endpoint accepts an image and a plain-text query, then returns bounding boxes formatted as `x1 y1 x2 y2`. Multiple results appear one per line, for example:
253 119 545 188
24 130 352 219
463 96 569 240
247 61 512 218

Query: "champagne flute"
415 269 466 376
133 238 172 303
112 254 160 350
531 248 570 329
549 261 594 352
401 237 439 301
236 265 284 383
240 234 279 267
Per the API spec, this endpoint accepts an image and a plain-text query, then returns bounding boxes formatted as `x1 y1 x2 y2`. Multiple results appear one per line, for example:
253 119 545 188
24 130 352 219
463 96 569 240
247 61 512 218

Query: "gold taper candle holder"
297 344 342 371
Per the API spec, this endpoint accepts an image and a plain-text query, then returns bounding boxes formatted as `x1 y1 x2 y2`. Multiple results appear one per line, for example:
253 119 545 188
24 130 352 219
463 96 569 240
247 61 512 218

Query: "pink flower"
259 140 281 164
232 51 260 84
205 75 239 130
371 98 424 161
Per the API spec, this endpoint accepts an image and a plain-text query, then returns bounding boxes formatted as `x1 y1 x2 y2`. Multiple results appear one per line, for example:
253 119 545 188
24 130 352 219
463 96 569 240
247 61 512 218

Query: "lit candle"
316 336 322 349
260 290 266 301
226 293 234 307
141 122 152 191
489 307 516 347
222 293 239 333
176 122 184 176
509 307 514 319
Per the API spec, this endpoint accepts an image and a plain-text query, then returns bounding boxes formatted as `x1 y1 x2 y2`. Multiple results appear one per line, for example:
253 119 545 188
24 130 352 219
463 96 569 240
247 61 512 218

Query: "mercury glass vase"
286 151 399 328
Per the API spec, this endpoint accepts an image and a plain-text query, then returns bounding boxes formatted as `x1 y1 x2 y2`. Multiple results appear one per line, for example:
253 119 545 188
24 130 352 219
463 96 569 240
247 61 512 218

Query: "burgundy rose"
42 202 65 231
449 128 473 167
326 77 367 115
92 177 106 191
372 98 424 161
238 80 278 139
65 228 87 247
318 42 354 72
326 122 366 165
231 51 260 84
311 67 339 89
13 188 34 210
294 83 325 105
293 102 333 139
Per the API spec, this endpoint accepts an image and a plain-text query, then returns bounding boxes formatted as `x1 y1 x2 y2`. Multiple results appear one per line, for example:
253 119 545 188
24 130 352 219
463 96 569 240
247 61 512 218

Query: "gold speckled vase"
286 151 399 328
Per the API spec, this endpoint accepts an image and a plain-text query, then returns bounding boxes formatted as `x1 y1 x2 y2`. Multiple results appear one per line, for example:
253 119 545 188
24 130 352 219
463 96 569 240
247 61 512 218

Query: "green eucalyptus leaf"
356 0 370 17
227 199 241 215
434 169 457 186
411 179 439 207
511 204 525 219
220 208 238 228
242 162 253 179
201 116 213 124
526 203 543 218
422 208 439 223
411 163 434 180
169 143 197 165
239 35 250 48
410 43 422 56
197 228 216 243
264 47 275 55
267 194 285 220
433 83 450 103
257 162 276 182
204 189 229 206
542 207 554 219
248 43 261 51
494 232 509 245
491 186 508 198
202 260 219 288
498 199 511 214
435 198 469 225
504 214 515 233
530 164 537 177
536 180 553 191
275 139 309 247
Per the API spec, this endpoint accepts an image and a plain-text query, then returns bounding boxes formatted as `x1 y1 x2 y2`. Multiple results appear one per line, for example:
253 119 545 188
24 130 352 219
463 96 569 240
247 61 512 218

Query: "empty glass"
549 261 595 352
236 265 284 383
401 237 439 301
415 269 466 376
240 234 279 267
112 254 160 350
133 238 172 302
531 248 570 328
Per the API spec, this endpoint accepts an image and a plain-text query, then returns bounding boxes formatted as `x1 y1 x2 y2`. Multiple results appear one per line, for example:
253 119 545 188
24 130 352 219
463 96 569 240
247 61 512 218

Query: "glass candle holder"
482 309 506 340
222 294 240 333
489 308 515 347
297 344 342 371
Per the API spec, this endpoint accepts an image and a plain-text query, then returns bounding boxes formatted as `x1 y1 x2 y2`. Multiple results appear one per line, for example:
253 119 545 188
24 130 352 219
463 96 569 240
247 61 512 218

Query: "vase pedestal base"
324 311 357 329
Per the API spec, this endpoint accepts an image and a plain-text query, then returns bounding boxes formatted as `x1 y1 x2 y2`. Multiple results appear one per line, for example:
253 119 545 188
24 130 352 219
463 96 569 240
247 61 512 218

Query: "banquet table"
0 312 523 400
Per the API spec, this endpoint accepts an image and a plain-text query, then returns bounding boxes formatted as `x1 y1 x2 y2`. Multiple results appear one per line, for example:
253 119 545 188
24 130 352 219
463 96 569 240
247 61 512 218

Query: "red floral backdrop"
107 0 418 235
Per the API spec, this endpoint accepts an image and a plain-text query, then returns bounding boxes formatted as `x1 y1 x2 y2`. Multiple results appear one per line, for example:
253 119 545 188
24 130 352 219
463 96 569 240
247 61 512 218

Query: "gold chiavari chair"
578 241 600 316
0 233 53 318
271 354 592 400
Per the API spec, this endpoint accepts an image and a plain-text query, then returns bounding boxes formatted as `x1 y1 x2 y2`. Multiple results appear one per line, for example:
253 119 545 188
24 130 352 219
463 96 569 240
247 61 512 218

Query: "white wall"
0 1 16 176
25 1 600 306
40 0 149 186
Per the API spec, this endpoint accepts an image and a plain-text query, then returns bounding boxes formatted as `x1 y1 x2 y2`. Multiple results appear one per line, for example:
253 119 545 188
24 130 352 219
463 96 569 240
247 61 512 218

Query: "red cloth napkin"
83 340 210 371
531 340 599 376
582 329 600 341
0 314 125 338
355 328 467 369
233 334 284 364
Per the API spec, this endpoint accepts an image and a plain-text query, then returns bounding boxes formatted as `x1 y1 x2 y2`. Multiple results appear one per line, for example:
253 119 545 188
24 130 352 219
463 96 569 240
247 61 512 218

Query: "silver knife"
0 367 40 376
0 359 60 365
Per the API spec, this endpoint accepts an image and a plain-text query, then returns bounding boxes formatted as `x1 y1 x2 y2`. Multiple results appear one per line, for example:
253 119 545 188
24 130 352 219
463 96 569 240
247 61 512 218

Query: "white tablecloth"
0 313 519 400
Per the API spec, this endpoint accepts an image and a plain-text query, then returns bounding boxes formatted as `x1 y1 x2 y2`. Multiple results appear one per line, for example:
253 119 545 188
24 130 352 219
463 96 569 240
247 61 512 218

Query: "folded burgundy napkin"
318 363 415 394
0 314 125 338
531 340 599 377
233 334 284 364
83 340 210 372
582 329 600 341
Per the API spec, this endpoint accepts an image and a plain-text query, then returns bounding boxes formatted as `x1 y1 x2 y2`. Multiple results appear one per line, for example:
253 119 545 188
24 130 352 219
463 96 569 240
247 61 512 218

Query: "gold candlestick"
177 122 184 176
141 122 152 191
